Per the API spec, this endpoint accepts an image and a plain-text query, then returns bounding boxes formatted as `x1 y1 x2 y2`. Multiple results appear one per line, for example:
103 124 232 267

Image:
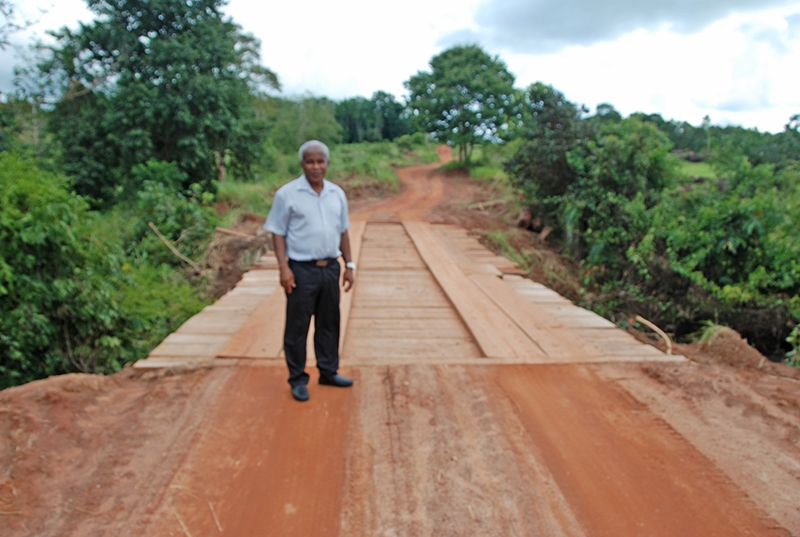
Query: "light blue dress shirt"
263 175 350 261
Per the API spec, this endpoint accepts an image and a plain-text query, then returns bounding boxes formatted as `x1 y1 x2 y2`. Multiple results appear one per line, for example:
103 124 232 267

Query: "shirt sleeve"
264 189 289 236
340 189 350 234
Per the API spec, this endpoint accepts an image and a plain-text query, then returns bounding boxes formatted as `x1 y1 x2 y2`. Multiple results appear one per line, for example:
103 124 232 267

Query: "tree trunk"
216 152 226 183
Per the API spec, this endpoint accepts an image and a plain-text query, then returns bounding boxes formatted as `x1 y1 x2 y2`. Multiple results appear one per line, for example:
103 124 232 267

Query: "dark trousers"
284 260 341 387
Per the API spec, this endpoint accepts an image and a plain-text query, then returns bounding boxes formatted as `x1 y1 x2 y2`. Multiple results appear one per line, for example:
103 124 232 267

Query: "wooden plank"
161 334 230 345
348 307 457 319
356 271 435 282
227 286 275 296
359 258 428 270
133 356 213 369
344 325 473 339
468 273 603 360
339 220 366 353
548 314 617 329
355 292 450 304
404 222 543 359
149 342 227 357
216 288 286 359
430 228 504 277
347 317 472 330
347 338 480 359
176 312 251 335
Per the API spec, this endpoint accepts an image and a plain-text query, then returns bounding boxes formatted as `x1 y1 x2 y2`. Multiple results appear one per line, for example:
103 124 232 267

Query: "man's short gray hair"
298 140 330 162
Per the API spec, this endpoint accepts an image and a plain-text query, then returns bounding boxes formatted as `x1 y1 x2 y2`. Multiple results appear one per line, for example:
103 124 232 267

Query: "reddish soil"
2 148 800 536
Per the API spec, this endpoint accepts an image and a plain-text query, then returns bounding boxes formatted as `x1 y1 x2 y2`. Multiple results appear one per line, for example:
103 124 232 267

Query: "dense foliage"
0 153 123 385
506 83 800 356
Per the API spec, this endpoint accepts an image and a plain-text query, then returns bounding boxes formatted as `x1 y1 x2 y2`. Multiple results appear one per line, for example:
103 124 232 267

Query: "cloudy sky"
1 0 799 132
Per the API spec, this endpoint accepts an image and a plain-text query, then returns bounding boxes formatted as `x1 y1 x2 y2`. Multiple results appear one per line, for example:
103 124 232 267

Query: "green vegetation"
678 161 716 178
505 83 800 357
0 154 210 388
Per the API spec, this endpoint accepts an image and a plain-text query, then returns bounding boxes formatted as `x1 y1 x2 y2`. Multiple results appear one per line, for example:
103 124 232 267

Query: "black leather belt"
291 258 337 267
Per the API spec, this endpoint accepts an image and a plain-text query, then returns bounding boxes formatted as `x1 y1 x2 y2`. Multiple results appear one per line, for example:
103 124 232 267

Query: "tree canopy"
31 0 279 204
405 45 516 163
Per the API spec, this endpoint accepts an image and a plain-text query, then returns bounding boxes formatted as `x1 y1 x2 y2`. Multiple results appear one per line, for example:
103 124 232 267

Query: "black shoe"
291 384 309 402
319 374 353 387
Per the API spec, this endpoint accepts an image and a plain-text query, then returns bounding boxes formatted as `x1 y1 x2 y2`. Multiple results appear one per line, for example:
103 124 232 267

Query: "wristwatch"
345 261 357 270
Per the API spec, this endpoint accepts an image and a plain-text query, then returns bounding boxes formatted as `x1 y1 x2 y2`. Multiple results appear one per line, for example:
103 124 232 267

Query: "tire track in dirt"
351 147 449 222
496 364 787 537
145 367 354 536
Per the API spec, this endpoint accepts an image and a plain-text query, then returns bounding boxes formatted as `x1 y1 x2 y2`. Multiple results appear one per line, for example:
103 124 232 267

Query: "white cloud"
450 0 798 52
502 7 800 131
224 0 481 100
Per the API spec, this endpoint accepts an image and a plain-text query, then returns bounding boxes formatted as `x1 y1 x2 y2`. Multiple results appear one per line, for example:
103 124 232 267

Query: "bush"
131 160 219 266
0 153 131 386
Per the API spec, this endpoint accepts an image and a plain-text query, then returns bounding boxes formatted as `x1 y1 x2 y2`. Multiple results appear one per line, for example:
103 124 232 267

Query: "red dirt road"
2 151 799 536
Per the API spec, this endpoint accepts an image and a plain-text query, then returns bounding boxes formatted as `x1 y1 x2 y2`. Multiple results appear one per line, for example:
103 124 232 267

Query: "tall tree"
405 45 516 164
30 0 278 204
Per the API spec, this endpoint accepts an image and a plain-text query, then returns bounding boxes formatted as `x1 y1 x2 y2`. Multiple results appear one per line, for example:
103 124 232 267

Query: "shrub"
0 153 131 386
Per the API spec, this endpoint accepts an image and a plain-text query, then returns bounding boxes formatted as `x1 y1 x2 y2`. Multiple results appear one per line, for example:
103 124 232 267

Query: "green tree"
405 45 516 164
30 0 279 204
564 118 677 267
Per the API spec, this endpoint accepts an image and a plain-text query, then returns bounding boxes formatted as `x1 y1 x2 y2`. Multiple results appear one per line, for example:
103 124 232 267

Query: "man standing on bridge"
264 140 356 402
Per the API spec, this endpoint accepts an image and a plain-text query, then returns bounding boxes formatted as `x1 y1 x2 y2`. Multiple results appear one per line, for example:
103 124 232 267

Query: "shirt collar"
298 174 329 195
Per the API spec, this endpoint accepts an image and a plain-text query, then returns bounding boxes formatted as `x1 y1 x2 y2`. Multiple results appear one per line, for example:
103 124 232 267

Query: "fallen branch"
148 222 202 273
215 226 254 239
634 315 673 355
467 200 505 211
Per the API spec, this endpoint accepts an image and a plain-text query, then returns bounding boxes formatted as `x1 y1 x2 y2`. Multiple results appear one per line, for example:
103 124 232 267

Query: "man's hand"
272 234 295 294
342 267 355 292
280 265 296 294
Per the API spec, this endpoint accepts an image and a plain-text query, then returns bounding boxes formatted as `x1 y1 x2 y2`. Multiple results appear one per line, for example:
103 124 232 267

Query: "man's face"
301 149 329 184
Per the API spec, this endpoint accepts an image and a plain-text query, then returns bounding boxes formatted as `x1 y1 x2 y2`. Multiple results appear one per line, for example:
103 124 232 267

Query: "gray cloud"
442 0 799 53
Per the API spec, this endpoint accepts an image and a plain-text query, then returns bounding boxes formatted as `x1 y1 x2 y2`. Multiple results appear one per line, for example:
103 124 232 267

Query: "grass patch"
679 160 716 178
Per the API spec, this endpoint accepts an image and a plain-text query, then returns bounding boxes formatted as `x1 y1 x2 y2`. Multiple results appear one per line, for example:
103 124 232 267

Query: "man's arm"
340 230 355 293
273 234 296 294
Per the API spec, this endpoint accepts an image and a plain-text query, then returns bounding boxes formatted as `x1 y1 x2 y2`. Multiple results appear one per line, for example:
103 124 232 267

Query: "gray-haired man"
263 140 356 402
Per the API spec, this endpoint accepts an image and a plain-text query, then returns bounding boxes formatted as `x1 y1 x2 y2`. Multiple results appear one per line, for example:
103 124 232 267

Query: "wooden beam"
404 222 545 360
